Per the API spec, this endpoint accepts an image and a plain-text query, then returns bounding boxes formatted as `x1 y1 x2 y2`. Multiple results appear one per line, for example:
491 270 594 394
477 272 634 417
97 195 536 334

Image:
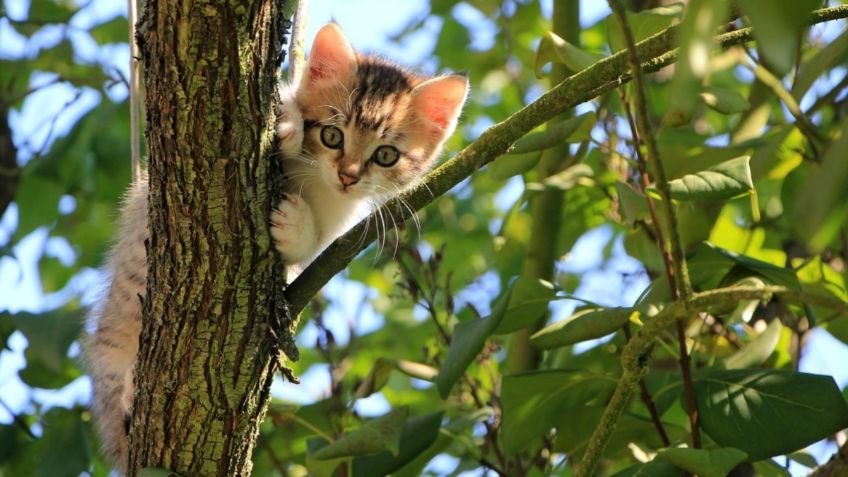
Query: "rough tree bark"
129 0 297 475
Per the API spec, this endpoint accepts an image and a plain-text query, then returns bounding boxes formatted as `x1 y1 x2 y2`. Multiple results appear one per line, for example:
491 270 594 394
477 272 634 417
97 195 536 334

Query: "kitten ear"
306 24 357 83
411 75 469 134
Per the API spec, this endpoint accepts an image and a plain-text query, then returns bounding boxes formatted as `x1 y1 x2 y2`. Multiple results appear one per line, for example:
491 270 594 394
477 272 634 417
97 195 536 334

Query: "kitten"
272 23 469 273
84 22 468 474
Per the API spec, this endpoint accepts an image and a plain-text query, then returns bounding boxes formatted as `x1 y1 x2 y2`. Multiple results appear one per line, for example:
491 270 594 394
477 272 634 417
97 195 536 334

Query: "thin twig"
128 0 141 182
287 0 309 86
0 397 36 439
608 0 700 450
622 324 671 447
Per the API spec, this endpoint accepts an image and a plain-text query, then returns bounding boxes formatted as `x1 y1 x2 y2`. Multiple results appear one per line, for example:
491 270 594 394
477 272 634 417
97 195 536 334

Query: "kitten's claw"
271 193 317 264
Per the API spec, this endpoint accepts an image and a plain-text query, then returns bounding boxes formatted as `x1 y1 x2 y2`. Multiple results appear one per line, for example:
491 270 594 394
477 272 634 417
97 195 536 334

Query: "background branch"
284 5 848 316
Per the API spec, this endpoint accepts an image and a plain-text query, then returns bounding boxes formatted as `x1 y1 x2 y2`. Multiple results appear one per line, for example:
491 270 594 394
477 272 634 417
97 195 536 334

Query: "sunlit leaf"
724 319 782 369
664 156 753 201
695 369 848 460
737 0 820 75
535 31 604 78
700 86 750 114
311 407 408 460
501 370 616 455
351 411 442 476
530 307 631 349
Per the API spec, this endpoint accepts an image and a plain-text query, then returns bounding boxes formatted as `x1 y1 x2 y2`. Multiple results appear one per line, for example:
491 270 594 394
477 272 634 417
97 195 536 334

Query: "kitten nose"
338 172 360 187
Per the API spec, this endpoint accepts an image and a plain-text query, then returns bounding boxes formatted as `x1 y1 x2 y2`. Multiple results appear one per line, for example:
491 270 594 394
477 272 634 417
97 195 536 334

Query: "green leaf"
89 16 129 45
508 112 596 155
737 0 820 75
660 447 747 477
488 151 541 180
792 117 848 251
670 0 729 114
723 318 782 369
354 358 438 399
611 460 682 477
38 255 76 293
352 412 443 476
606 4 682 53
665 156 753 201
615 182 650 225
530 307 631 349
493 276 557 334
33 407 90 477
13 310 82 372
535 31 604 78
435 284 513 398
687 242 801 291
700 86 750 115
525 164 594 192
695 369 848 460
792 29 848 100
311 407 408 460
13 173 65 239
501 370 616 455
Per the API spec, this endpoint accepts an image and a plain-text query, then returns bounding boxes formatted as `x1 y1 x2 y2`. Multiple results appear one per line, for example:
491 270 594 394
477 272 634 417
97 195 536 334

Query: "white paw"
271 193 318 264
276 90 304 158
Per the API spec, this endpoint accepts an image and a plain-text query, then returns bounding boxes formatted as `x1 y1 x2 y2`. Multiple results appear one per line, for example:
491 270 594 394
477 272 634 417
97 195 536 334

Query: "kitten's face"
294 24 468 199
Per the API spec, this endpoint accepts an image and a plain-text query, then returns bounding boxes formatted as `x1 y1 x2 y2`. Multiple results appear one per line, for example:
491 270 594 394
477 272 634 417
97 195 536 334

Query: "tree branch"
283 5 848 317
575 285 848 477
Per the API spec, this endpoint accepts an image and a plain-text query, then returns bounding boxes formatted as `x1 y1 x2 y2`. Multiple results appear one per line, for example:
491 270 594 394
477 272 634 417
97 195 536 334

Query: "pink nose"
339 172 359 187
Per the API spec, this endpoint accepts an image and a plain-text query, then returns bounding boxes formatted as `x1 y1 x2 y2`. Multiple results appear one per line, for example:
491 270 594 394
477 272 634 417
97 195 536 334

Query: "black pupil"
323 127 342 148
376 146 397 166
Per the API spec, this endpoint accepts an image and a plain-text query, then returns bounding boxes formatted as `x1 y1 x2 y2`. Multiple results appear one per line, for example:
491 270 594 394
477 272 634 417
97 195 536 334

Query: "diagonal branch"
576 285 848 477
283 5 848 316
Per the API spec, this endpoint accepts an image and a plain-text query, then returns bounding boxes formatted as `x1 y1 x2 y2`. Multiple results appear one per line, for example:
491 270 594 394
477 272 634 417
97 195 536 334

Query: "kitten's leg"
276 84 304 157
271 193 319 264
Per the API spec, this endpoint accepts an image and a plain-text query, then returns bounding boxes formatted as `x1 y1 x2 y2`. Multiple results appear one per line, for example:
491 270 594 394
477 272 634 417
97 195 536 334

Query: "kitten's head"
293 23 469 198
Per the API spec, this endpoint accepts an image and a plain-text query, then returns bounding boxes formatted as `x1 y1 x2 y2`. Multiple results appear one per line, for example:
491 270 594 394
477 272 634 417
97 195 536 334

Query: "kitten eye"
320 126 344 149
371 145 400 167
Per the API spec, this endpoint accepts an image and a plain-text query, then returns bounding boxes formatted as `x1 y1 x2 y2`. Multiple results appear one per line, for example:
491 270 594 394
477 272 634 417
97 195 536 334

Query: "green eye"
371 145 400 167
320 126 344 149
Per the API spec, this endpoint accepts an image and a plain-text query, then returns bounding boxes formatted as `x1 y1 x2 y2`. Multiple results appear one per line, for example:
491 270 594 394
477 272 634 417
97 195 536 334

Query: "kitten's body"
84 23 467 473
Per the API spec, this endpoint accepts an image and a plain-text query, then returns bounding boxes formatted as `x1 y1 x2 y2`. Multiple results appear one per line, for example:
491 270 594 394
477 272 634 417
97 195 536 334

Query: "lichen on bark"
130 0 296 475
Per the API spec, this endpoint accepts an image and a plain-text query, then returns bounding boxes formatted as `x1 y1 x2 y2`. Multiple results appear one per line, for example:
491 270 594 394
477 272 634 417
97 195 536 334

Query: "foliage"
2 0 848 476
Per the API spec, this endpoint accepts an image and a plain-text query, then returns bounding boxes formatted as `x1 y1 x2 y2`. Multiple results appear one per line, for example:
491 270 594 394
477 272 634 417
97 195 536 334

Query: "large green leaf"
351 411 443 476
500 370 616 455
686 242 801 291
606 4 682 53
737 0 820 75
695 369 848 460
530 307 631 349
660 447 747 477
700 86 750 115
791 117 848 251
434 292 507 398
14 309 83 389
507 112 596 155
32 407 90 477
535 31 604 78
723 319 782 369
664 156 753 201
670 0 729 114
310 407 408 460
89 16 129 45
492 276 557 334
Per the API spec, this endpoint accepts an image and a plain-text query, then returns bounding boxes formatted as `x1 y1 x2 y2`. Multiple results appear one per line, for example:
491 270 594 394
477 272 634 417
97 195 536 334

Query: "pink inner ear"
414 76 469 130
307 24 356 83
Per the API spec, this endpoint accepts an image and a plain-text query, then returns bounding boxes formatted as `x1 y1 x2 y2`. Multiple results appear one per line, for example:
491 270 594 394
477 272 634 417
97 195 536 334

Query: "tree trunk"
130 0 297 475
